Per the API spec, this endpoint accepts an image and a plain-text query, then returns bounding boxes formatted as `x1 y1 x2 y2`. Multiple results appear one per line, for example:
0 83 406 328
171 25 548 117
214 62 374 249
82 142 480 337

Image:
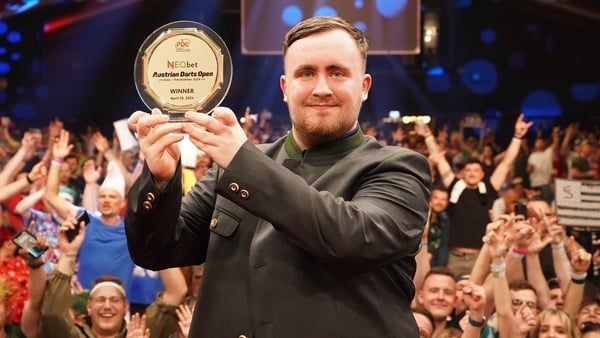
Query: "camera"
12 230 47 258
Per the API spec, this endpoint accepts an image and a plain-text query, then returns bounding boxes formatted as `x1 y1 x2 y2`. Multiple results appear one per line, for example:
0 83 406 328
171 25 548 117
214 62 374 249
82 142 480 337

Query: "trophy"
134 21 233 122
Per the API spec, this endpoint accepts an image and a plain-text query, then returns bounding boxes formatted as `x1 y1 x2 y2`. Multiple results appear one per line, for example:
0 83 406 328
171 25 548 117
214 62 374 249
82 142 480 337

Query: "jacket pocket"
209 206 241 238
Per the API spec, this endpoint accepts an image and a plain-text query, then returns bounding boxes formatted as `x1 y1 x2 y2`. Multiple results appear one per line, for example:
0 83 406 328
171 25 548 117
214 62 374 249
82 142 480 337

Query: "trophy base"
167 112 191 123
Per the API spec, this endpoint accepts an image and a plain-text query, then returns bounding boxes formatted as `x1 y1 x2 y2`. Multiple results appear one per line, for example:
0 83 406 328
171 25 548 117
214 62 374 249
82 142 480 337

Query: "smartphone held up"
66 210 90 242
12 230 46 258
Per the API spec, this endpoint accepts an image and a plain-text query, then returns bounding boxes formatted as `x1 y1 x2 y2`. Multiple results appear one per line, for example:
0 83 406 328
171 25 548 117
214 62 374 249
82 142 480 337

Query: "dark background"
0 0 599 140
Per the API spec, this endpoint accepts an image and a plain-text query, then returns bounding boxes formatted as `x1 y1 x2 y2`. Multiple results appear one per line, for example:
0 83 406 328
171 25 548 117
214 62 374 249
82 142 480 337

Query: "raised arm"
415 121 455 187
20 231 49 338
0 116 21 151
563 247 591 319
489 114 532 191
92 131 135 191
548 224 572 294
81 159 101 213
14 188 45 220
559 123 577 158
460 282 487 338
40 216 86 335
0 161 45 203
0 131 39 186
523 220 552 310
43 129 76 219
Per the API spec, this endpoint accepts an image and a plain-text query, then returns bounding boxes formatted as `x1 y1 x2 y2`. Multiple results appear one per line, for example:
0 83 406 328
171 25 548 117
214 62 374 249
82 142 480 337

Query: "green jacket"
126 130 432 338
40 270 179 338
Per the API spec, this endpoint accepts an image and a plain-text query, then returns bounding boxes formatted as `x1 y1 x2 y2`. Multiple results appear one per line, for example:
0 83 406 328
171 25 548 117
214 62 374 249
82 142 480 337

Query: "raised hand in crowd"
92 130 136 190
127 313 151 338
513 301 537 336
19 226 49 338
563 245 592 320
44 129 75 219
176 303 194 338
0 160 46 203
459 282 487 338
0 129 41 187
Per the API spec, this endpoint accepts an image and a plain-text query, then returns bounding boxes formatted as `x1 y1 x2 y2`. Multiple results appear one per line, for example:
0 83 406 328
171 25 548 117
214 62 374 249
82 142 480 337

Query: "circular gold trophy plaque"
134 21 233 122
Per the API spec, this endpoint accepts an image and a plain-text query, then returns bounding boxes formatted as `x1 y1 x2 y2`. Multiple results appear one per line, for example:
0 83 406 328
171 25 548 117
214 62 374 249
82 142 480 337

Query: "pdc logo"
175 39 191 52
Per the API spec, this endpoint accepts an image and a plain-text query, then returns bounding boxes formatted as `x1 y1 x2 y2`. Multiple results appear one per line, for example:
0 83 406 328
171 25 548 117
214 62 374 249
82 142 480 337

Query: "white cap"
99 161 125 199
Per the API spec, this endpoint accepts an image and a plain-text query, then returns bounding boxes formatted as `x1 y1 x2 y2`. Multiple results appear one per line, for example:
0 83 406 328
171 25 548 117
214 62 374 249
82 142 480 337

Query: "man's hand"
127 313 150 338
128 108 184 184
514 113 533 139
182 107 248 170
52 129 73 160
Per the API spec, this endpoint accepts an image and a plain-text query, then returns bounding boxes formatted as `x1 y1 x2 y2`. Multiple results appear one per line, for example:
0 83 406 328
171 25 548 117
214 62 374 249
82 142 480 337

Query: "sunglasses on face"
512 299 537 309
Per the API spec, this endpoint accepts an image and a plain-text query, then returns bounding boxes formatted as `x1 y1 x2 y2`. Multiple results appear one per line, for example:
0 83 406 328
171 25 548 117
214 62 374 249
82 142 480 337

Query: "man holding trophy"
126 16 430 338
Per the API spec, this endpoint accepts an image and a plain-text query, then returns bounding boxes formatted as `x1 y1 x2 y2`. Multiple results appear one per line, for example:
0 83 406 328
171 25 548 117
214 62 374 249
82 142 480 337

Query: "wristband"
52 157 65 164
513 136 523 141
51 159 63 167
571 277 586 285
571 272 587 281
490 262 506 278
551 242 564 250
468 316 486 328
25 175 33 184
511 247 529 255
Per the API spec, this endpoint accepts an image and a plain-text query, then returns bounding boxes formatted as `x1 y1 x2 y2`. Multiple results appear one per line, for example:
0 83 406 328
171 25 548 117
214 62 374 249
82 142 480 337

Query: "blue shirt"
77 211 134 296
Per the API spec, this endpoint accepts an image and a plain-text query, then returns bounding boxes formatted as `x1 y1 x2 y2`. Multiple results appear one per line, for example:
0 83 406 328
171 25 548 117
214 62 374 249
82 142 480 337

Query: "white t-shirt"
527 146 553 187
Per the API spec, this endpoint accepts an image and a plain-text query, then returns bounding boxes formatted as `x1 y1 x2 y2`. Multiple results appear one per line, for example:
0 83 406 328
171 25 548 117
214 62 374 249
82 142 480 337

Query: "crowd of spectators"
0 109 597 337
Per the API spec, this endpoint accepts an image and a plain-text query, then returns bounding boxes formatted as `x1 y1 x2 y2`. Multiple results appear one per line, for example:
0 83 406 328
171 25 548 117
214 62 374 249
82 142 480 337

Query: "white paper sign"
555 178 600 227
178 135 197 168
113 119 138 152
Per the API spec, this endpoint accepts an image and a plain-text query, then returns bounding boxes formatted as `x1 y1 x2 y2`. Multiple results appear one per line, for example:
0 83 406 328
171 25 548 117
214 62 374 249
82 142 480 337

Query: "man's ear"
280 75 287 102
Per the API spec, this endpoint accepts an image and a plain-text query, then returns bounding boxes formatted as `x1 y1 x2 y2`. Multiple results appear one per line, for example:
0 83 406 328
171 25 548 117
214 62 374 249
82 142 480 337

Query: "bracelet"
25 174 33 184
490 262 506 278
51 159 63 167
513 136 523 141
507 250 524 260
571 277 586 285
511 247 529 255
468 316 486 328
52 157 65 164
27 260 45 270
551 242 564 250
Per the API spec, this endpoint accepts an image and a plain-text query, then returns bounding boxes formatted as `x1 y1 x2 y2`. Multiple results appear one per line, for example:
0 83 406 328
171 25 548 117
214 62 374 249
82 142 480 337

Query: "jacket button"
239 189 250 200
209 218 218 229
146 192 155 202
228 183 240 193
142 201 152 211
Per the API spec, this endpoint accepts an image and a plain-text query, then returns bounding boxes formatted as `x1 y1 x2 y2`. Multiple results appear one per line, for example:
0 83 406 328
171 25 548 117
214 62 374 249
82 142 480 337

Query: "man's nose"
312 75 332 96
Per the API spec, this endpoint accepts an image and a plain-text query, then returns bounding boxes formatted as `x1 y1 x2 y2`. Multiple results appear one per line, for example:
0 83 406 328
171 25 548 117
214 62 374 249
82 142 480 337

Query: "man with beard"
125 16 431 338
428 187 450 267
